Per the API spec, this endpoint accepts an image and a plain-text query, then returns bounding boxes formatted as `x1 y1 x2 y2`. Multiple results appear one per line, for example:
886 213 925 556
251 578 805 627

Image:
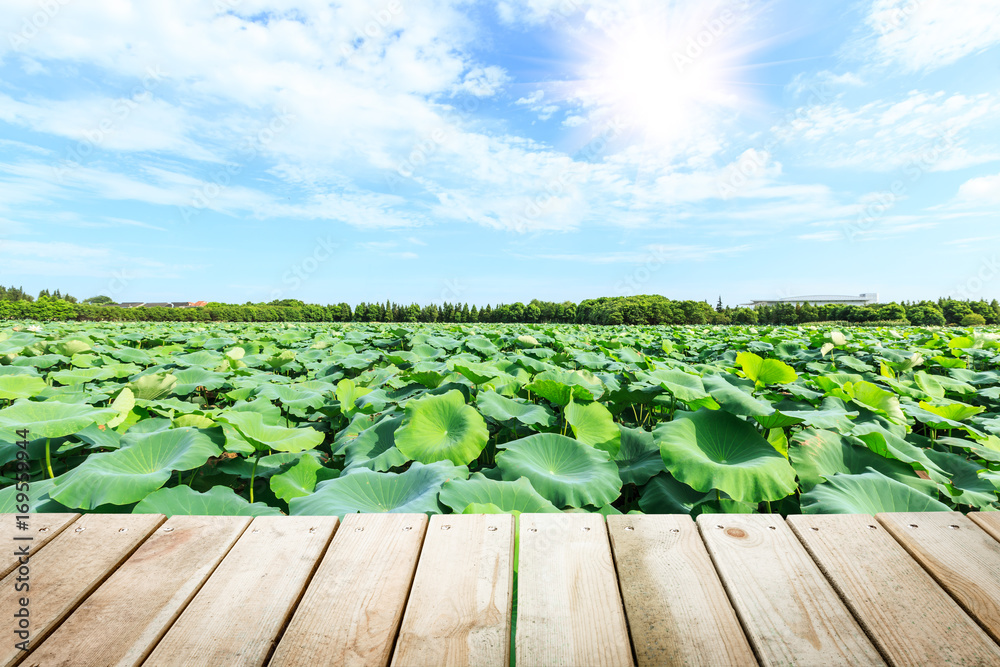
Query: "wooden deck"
3 512 1000 667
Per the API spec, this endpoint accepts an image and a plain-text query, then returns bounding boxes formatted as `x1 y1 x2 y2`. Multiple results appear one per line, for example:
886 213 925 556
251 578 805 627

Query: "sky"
0 0 998 308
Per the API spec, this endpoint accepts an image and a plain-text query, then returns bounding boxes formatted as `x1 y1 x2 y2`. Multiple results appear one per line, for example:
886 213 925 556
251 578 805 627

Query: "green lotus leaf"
465 336 499 356
270 454 339 503
638 473 711 514
736 351 798 387
801 471 951 514
110 347 153 365
52 339 92 357
439 472 559 514
255 384 326 417
454 361 505 385
924 449 998 509
496 433 622 508
702 373 775 416
107 387 135 429
50 427 222 509
476 390 555 428
127 373 177 400
216 411 324 453
615 425 665 486
50 367 115 386
0 400 118 440
11 354 69 369
0 477 68 513
788 428 936 495
173 414 215 429
526 369 604 405
642 368 709 403
336 378 372 417
0 375 47 400
75 422 122 449
836 381 906 425
394 390 488 466
564 397 620 457
917 400 984 423
653 409 797 504
343 415 408 472
462 502 505 514
289 460 467 517
133 485 282 516
170 368 229 396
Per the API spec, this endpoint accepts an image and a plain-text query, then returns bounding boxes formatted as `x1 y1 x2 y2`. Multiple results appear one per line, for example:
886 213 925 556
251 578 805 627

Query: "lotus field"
1 322 999 517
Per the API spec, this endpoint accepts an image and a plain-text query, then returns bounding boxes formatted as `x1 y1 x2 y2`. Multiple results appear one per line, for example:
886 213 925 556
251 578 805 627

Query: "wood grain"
268 514 427 667
878 512 1000 645
0 514 79 578
789 513 1000 666
0 513 164 667
391 514 513 667
970 512 1000 543
143 515 337 667
607 514 756 667
23 516 250 667
516 513 633 667
697 513 883 666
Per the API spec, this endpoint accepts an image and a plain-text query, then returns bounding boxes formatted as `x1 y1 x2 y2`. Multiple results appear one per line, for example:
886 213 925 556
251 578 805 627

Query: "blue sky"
1 0 998 307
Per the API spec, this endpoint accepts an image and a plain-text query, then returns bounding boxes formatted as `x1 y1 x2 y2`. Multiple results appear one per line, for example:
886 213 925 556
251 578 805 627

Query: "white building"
747 293 879 307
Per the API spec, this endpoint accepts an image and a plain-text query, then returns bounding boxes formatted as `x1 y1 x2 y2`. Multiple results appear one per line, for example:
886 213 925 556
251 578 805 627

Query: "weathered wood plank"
877 512 1000 645
970 512 1000 543
23 516 251 667
143 516 337 667
269 513 427 667
0 513 164 667
0 514 79 579
789 514 1000 666
607 515 757 667
697 513 883 666
516 513 633 667
392 514 513 667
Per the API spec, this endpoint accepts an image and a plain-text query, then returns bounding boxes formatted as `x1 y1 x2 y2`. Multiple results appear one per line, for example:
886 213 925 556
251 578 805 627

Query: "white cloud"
773 90 1000 171
458 66 510 97
856 0 1000 72
957 171 1000 205
516 90 544 105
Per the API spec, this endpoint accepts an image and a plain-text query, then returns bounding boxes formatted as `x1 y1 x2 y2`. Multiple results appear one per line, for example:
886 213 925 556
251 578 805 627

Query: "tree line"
0 286 1000 326
0 287 996 326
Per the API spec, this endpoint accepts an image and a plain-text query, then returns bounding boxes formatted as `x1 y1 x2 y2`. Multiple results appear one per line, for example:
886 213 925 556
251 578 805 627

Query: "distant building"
746 293 879 307
114 301 207 309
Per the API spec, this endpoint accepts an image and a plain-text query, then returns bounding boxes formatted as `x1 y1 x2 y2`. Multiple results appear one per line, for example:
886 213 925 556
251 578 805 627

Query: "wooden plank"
0 513 164 667
143 515 337 667
970 512 1000 543
697 513 883 666
392 514 514 667
516 513 633 667
23 515 251 667
0 514 79 579
269 514 428 667
877 512 1000 645
607 515 757 667
789 514 1000 666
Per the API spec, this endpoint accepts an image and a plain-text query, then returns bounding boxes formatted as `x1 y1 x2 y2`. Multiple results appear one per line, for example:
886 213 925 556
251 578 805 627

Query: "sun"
564 4 754 147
